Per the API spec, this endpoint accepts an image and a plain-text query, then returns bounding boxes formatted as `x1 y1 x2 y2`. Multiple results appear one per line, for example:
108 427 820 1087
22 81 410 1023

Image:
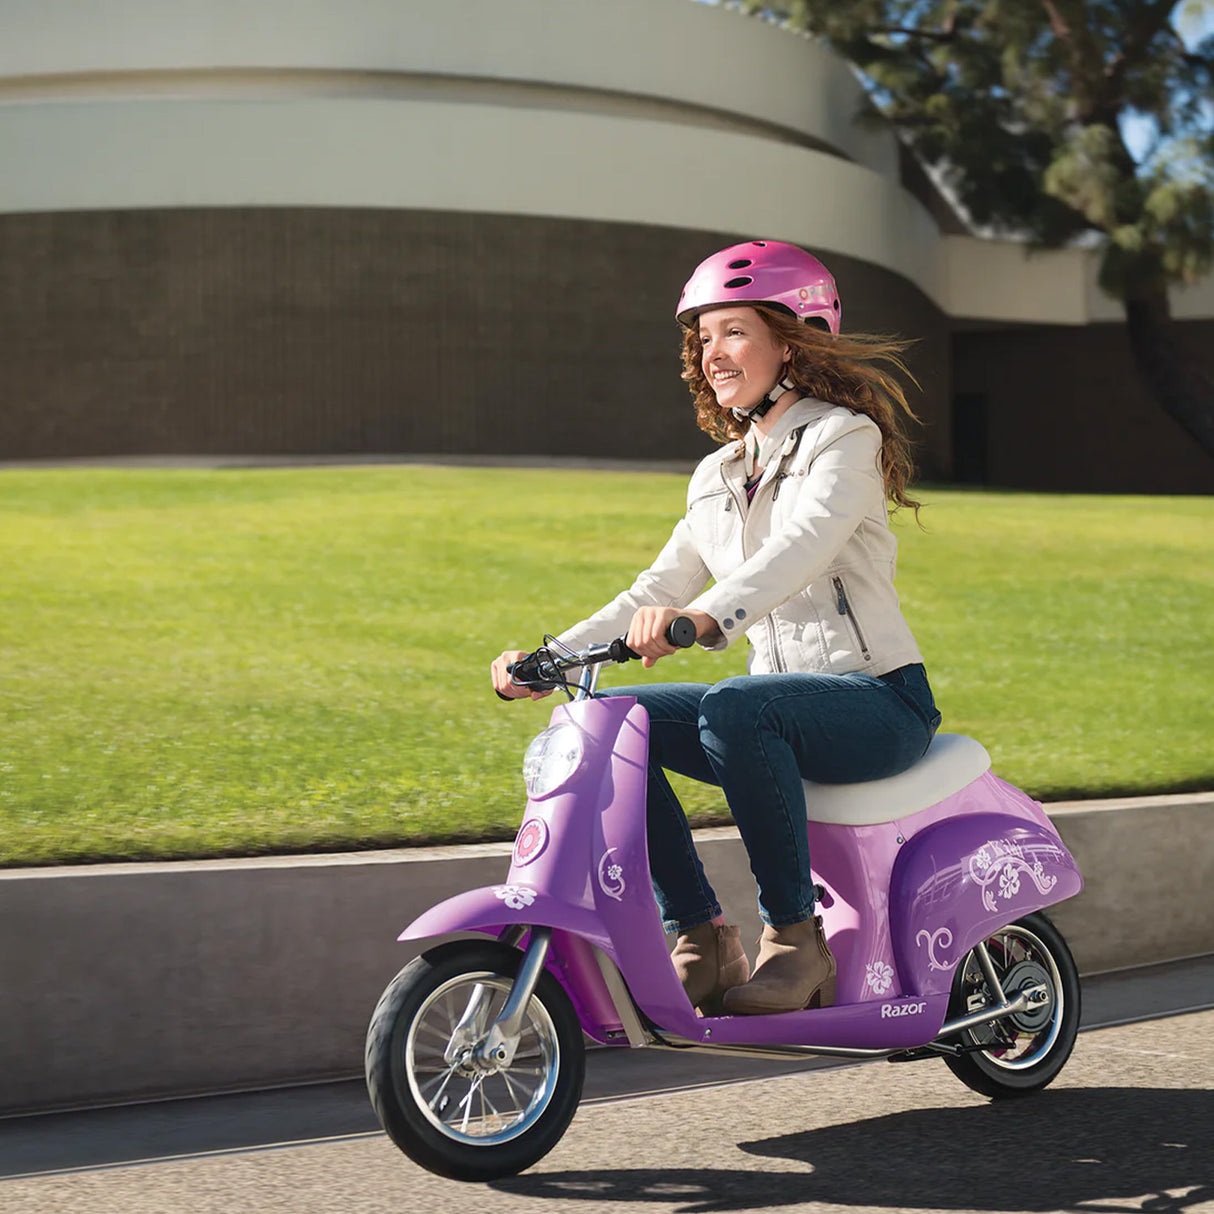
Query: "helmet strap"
731 374 796 424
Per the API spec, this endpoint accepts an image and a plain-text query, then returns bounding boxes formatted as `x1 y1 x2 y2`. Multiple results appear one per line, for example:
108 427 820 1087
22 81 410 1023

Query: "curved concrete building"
2 0 1212 488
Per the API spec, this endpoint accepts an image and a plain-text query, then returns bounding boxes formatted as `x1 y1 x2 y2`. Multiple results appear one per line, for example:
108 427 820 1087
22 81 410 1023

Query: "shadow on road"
494 1088 1214 1213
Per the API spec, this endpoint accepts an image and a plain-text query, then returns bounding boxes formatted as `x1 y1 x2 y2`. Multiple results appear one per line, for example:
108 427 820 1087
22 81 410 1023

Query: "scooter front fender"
398 886 643 1046
891 811 1083 998
399 885 612 954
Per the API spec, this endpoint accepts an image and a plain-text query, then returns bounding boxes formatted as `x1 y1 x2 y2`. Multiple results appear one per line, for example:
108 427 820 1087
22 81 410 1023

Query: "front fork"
443 927 553 1073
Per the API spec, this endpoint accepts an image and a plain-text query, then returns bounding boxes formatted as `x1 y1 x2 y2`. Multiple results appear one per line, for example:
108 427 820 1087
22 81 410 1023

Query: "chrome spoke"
404 967 561 1144
418 1067 457 1096
457 1076 480 1134
426 1067 460 1112
963 924 1062 1069
415 1020 455 1046
497 1067 531 1112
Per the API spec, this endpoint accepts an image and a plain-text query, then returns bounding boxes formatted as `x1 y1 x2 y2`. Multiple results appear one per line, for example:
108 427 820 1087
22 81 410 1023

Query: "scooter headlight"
522 723 585 800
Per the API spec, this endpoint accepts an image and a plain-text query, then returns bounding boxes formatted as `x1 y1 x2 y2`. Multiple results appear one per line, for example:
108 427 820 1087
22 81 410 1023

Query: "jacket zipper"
767 615 788 672
719 465 746 524
832 575 872 662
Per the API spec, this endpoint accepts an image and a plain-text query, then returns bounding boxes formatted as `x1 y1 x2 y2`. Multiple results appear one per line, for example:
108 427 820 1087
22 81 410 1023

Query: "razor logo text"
880 1002 926 1018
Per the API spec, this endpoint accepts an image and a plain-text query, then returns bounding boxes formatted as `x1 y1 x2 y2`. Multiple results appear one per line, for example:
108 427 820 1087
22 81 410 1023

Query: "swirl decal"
597 848 626 902
916 926 954 972
969 839 1058 913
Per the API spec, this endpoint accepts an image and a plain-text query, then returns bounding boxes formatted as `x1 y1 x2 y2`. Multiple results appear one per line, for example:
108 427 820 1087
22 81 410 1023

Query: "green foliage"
2 467 1212 867
734 0 1214 294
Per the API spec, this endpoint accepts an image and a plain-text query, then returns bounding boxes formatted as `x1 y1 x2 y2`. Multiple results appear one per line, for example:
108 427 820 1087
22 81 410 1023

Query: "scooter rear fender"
891 810 1084 998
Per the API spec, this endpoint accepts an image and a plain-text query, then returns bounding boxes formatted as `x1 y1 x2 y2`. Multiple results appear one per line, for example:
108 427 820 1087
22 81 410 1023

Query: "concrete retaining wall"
3 794 1211 1116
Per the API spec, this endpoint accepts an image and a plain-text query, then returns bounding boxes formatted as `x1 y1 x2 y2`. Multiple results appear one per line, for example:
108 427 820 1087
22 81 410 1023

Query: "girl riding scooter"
370 247 1083 1179
492 240 941 1018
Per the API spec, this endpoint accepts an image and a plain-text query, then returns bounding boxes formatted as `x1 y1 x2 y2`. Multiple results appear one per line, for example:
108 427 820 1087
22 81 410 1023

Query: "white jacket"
557 397 924 677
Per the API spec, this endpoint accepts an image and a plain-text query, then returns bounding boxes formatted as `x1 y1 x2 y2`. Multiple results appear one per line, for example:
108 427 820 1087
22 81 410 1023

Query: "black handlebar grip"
608 616 696 663
666 615 697 649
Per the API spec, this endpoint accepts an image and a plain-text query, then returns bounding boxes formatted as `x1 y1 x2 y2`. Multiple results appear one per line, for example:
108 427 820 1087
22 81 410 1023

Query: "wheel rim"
404 971 561 1146
959 923 1065 1070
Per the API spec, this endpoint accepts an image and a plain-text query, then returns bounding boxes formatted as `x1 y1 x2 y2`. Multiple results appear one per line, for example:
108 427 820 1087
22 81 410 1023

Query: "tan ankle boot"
720 915 836 1015
670 923 750 1016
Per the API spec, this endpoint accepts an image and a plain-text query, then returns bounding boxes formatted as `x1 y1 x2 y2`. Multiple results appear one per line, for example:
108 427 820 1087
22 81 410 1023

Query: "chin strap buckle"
731 375 796 423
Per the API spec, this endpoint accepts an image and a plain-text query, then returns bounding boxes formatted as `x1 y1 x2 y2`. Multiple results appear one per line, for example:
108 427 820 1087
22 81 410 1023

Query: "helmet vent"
727 259 752 269
723 276 753 288
752 240 767 246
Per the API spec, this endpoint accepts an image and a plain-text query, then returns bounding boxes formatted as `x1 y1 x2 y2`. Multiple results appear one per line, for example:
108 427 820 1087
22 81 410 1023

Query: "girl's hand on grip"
491 650 553 700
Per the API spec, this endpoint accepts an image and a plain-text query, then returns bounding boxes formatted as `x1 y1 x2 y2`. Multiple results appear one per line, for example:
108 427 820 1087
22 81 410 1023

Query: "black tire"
365 938 585 1181
944 912 1081 1099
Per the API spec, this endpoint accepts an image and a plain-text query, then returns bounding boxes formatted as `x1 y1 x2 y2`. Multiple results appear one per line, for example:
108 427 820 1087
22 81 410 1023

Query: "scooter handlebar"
498 615 696 699
607 614 697 662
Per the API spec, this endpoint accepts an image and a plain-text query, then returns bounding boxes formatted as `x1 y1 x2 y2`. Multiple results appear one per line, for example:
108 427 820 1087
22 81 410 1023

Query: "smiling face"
698 307 791 415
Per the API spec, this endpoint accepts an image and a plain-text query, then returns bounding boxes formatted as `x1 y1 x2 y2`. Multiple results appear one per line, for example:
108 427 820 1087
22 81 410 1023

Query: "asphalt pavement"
1 955 1210 1214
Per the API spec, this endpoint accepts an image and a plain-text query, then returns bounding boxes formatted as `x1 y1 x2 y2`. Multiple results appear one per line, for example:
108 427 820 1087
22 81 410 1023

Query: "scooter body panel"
890 796 1084 999
690 993 952 1049
400 695 696 1033
398 696 1083 1054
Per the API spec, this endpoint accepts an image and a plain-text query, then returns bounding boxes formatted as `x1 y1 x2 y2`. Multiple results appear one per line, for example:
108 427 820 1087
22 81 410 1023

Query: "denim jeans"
600 664 941 934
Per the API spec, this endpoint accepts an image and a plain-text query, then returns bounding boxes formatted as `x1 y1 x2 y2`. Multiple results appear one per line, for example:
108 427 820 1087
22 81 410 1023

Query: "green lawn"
1 466 1211 867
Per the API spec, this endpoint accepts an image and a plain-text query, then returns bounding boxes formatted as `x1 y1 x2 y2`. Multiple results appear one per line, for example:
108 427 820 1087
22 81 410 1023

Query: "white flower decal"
865 960 895 996
998 864 1021 900
492 884 537 910
607 864 622 882
969 837 1058 912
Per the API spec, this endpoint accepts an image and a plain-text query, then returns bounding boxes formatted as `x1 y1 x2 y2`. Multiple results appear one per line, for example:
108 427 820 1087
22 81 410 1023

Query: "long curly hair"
680 307 924 517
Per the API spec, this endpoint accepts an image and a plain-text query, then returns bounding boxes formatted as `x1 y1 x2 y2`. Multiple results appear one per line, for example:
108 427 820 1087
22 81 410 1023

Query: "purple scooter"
366 619 1084 1182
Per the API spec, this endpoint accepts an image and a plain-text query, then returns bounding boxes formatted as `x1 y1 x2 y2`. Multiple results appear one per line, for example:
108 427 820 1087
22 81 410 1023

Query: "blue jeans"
600 665 941 933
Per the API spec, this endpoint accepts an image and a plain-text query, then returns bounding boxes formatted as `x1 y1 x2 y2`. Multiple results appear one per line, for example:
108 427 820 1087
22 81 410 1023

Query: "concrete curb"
3 793 1212 1116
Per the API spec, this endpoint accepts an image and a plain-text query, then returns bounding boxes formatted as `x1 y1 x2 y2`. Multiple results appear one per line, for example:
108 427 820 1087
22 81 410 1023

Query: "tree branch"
869 25 959 42
1040 0 1071 40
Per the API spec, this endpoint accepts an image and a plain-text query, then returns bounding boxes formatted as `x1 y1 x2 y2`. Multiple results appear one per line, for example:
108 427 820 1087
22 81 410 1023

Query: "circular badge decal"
512 818 549 867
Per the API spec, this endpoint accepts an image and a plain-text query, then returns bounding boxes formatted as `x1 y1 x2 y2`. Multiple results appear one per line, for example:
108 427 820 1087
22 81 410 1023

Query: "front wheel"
944 912 1081 1099
365 938 585 1181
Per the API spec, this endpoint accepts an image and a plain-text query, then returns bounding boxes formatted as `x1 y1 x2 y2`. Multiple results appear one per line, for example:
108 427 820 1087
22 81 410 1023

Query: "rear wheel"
944 912 1080 1098
365 939 585 1181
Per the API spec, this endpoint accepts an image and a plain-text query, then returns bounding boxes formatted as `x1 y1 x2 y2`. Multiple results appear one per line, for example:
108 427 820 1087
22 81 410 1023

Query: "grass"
1 466 1211 867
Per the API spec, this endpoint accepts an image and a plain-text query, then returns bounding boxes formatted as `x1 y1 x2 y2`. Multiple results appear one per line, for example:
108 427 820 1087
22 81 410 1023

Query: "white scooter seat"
803 733 991 826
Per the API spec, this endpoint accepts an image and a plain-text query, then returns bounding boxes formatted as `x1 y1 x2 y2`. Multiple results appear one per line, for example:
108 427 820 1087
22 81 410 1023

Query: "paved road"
2 957 1211 1214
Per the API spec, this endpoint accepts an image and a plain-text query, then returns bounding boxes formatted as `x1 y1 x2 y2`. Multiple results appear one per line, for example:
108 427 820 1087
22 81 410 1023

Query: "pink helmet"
675 239 841 334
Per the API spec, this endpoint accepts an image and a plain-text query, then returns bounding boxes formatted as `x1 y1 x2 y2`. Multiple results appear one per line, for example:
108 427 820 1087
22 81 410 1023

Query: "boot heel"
816 973 837 1009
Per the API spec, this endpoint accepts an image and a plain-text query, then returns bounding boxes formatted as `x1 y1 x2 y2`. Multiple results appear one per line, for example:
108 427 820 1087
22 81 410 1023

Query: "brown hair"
680 308 924 517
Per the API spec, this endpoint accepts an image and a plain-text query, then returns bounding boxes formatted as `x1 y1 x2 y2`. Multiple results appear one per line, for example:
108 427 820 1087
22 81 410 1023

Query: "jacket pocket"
831 574 872 663
687 488 733 551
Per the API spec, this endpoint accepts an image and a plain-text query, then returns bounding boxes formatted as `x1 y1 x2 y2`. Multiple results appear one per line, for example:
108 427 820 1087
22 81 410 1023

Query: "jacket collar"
724 397 832 473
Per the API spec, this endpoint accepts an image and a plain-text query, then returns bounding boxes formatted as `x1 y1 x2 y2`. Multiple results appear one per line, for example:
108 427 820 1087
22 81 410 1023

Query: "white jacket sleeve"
554 516 711 651
688 420 883 649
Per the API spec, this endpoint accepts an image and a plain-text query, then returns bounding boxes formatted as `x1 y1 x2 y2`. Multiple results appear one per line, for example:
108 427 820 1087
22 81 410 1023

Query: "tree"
736 0 1214 460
